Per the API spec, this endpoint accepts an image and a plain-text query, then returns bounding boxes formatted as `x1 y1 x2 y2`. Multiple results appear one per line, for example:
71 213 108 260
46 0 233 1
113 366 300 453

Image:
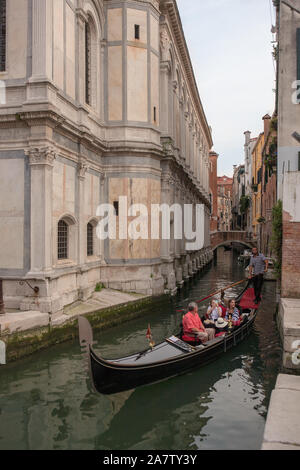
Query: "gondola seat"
181 335 202 347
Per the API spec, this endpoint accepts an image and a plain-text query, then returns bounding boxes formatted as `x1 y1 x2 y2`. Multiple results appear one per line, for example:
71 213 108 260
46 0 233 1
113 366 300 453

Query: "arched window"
87 222 94 256
0 0 6 72
58 220 68 260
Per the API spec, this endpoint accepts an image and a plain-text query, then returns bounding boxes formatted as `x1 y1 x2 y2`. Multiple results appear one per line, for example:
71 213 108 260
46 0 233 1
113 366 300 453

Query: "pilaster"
26 146 57 274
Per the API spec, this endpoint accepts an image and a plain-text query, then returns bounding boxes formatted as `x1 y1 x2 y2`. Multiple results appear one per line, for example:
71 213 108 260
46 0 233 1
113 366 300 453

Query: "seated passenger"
183 302 215 344
225 299 241 326
206 299 222 322
214 317 228 337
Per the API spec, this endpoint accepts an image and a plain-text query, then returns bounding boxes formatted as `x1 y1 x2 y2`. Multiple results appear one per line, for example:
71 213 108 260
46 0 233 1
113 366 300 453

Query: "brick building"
274 0 300 299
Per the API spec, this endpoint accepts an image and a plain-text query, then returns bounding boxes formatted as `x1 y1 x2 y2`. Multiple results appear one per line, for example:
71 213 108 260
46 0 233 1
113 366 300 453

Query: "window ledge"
56 259 77 268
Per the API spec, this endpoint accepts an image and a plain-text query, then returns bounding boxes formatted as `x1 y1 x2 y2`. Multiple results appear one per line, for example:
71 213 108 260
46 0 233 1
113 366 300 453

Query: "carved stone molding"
26 146 57 167
160 28 170 61
77 160 89 180
76 7 88 25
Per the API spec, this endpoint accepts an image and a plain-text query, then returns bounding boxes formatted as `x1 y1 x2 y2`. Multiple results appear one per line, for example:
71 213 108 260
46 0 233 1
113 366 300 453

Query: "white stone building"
0 0 213 314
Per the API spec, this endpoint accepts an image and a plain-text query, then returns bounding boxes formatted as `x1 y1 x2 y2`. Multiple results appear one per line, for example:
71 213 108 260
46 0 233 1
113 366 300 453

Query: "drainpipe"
0 280 5 316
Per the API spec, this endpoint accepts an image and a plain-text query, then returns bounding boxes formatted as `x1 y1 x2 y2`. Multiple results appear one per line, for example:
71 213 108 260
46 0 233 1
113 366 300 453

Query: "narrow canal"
0 249 282 450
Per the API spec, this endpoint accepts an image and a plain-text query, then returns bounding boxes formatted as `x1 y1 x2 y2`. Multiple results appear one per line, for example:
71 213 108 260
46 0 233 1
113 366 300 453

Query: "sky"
176 0 276 177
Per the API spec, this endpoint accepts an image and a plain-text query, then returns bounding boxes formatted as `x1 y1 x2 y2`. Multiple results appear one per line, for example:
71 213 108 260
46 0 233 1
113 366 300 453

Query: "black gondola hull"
89 314 256 395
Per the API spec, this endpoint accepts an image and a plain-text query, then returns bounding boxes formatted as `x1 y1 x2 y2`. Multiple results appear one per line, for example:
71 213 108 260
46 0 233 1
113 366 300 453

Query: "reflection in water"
0 249 282 450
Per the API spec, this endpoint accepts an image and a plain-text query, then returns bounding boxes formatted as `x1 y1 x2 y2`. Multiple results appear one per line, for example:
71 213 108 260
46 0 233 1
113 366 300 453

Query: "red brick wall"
281 218 300 298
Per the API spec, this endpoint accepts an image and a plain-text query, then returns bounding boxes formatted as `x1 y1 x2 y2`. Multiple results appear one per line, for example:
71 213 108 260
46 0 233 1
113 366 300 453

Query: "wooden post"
0 279 5 315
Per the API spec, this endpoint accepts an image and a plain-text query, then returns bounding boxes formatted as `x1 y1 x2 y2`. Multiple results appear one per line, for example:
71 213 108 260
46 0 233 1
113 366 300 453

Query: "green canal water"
0 249 282 450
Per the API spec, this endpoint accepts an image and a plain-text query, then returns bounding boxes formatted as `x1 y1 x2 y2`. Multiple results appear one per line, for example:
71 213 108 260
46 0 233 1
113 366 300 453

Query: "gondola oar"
176 279 248 312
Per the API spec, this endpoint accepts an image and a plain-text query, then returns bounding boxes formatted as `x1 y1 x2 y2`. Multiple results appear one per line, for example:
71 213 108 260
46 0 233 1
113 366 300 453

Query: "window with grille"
134 24 140 40
58 220 68 260
85 22 91 105
87 223 93 256
0 0 6 72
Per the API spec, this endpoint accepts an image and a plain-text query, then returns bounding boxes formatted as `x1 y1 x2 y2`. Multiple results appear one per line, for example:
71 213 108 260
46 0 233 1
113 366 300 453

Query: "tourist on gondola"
206 299 222 321
214 317 229 337
183 302 215 344
225 299 241 326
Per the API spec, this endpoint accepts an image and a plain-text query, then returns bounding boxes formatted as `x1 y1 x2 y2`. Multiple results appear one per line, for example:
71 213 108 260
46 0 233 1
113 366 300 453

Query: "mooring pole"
0 279 5 316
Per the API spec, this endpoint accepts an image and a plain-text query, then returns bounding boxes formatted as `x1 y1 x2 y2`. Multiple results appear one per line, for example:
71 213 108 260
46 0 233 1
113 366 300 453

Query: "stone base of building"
277 298 300 370
262 374 300 449
3 248 214 315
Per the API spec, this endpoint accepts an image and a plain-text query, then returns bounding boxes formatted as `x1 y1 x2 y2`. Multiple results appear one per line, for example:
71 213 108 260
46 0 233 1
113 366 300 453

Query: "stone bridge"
210 231 255 251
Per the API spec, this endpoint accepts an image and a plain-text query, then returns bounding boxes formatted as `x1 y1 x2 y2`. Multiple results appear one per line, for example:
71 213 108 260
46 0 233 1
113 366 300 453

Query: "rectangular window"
134 24 140 40
0 0 6 72
153 106 156 123
58 221 68 260
87 223 94 257
113 201 119 216
298 152 300 172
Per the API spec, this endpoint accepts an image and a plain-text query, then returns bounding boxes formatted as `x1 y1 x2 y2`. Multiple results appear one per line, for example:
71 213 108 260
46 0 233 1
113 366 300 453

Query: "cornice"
160 0 213 149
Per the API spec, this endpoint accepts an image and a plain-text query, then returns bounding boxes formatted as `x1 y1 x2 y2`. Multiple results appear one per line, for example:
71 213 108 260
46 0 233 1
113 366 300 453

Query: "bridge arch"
212 241 254 252
210 231 255 252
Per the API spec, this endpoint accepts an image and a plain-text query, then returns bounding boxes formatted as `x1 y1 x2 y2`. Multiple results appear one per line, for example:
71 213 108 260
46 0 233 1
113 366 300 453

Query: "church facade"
0 0 213 314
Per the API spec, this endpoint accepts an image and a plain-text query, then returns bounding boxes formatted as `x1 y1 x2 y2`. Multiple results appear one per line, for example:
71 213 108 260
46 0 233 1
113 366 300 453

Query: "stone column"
26 146 56 274
189 124 193 173
160 62 171 136
161 173 171 259
180 99 185 161
76 8 88 105
173 80 178 147
185 113 190 167
77 158 89 266
30 0 53 81
0 280 5 315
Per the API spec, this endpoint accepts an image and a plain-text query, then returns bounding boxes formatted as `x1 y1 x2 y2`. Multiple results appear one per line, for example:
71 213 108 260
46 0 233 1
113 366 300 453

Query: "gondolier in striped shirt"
248 247 268 304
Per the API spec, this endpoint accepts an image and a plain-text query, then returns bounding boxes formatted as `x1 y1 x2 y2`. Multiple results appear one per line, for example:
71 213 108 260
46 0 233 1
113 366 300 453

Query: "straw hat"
215 317 228 328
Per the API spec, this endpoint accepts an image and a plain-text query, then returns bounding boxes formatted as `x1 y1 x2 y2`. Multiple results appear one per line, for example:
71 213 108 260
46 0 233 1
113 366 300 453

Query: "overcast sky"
176 0 276 177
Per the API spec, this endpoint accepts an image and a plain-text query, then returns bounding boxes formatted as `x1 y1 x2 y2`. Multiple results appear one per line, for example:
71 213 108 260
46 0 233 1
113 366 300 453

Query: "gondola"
78 281 260 395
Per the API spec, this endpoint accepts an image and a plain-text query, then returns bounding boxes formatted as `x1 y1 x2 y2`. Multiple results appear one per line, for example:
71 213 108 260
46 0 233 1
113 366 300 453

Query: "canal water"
0 249 282 450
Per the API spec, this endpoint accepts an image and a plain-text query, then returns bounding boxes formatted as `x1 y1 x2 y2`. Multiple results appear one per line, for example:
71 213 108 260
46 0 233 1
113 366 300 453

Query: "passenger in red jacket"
182 302 215 343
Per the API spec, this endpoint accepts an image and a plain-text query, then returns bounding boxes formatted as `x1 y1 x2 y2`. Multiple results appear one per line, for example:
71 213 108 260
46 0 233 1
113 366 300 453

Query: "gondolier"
248 247 268 304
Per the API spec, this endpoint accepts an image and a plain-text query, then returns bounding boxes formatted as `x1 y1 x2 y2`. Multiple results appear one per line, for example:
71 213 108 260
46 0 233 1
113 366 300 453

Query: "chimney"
244 131 251 145
262 114 271 137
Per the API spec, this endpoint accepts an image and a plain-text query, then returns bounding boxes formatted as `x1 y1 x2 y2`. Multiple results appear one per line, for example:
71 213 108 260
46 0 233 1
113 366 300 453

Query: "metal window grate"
87 223 93 256
134 24 140 40
0 0 6 72
58 220 68 260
